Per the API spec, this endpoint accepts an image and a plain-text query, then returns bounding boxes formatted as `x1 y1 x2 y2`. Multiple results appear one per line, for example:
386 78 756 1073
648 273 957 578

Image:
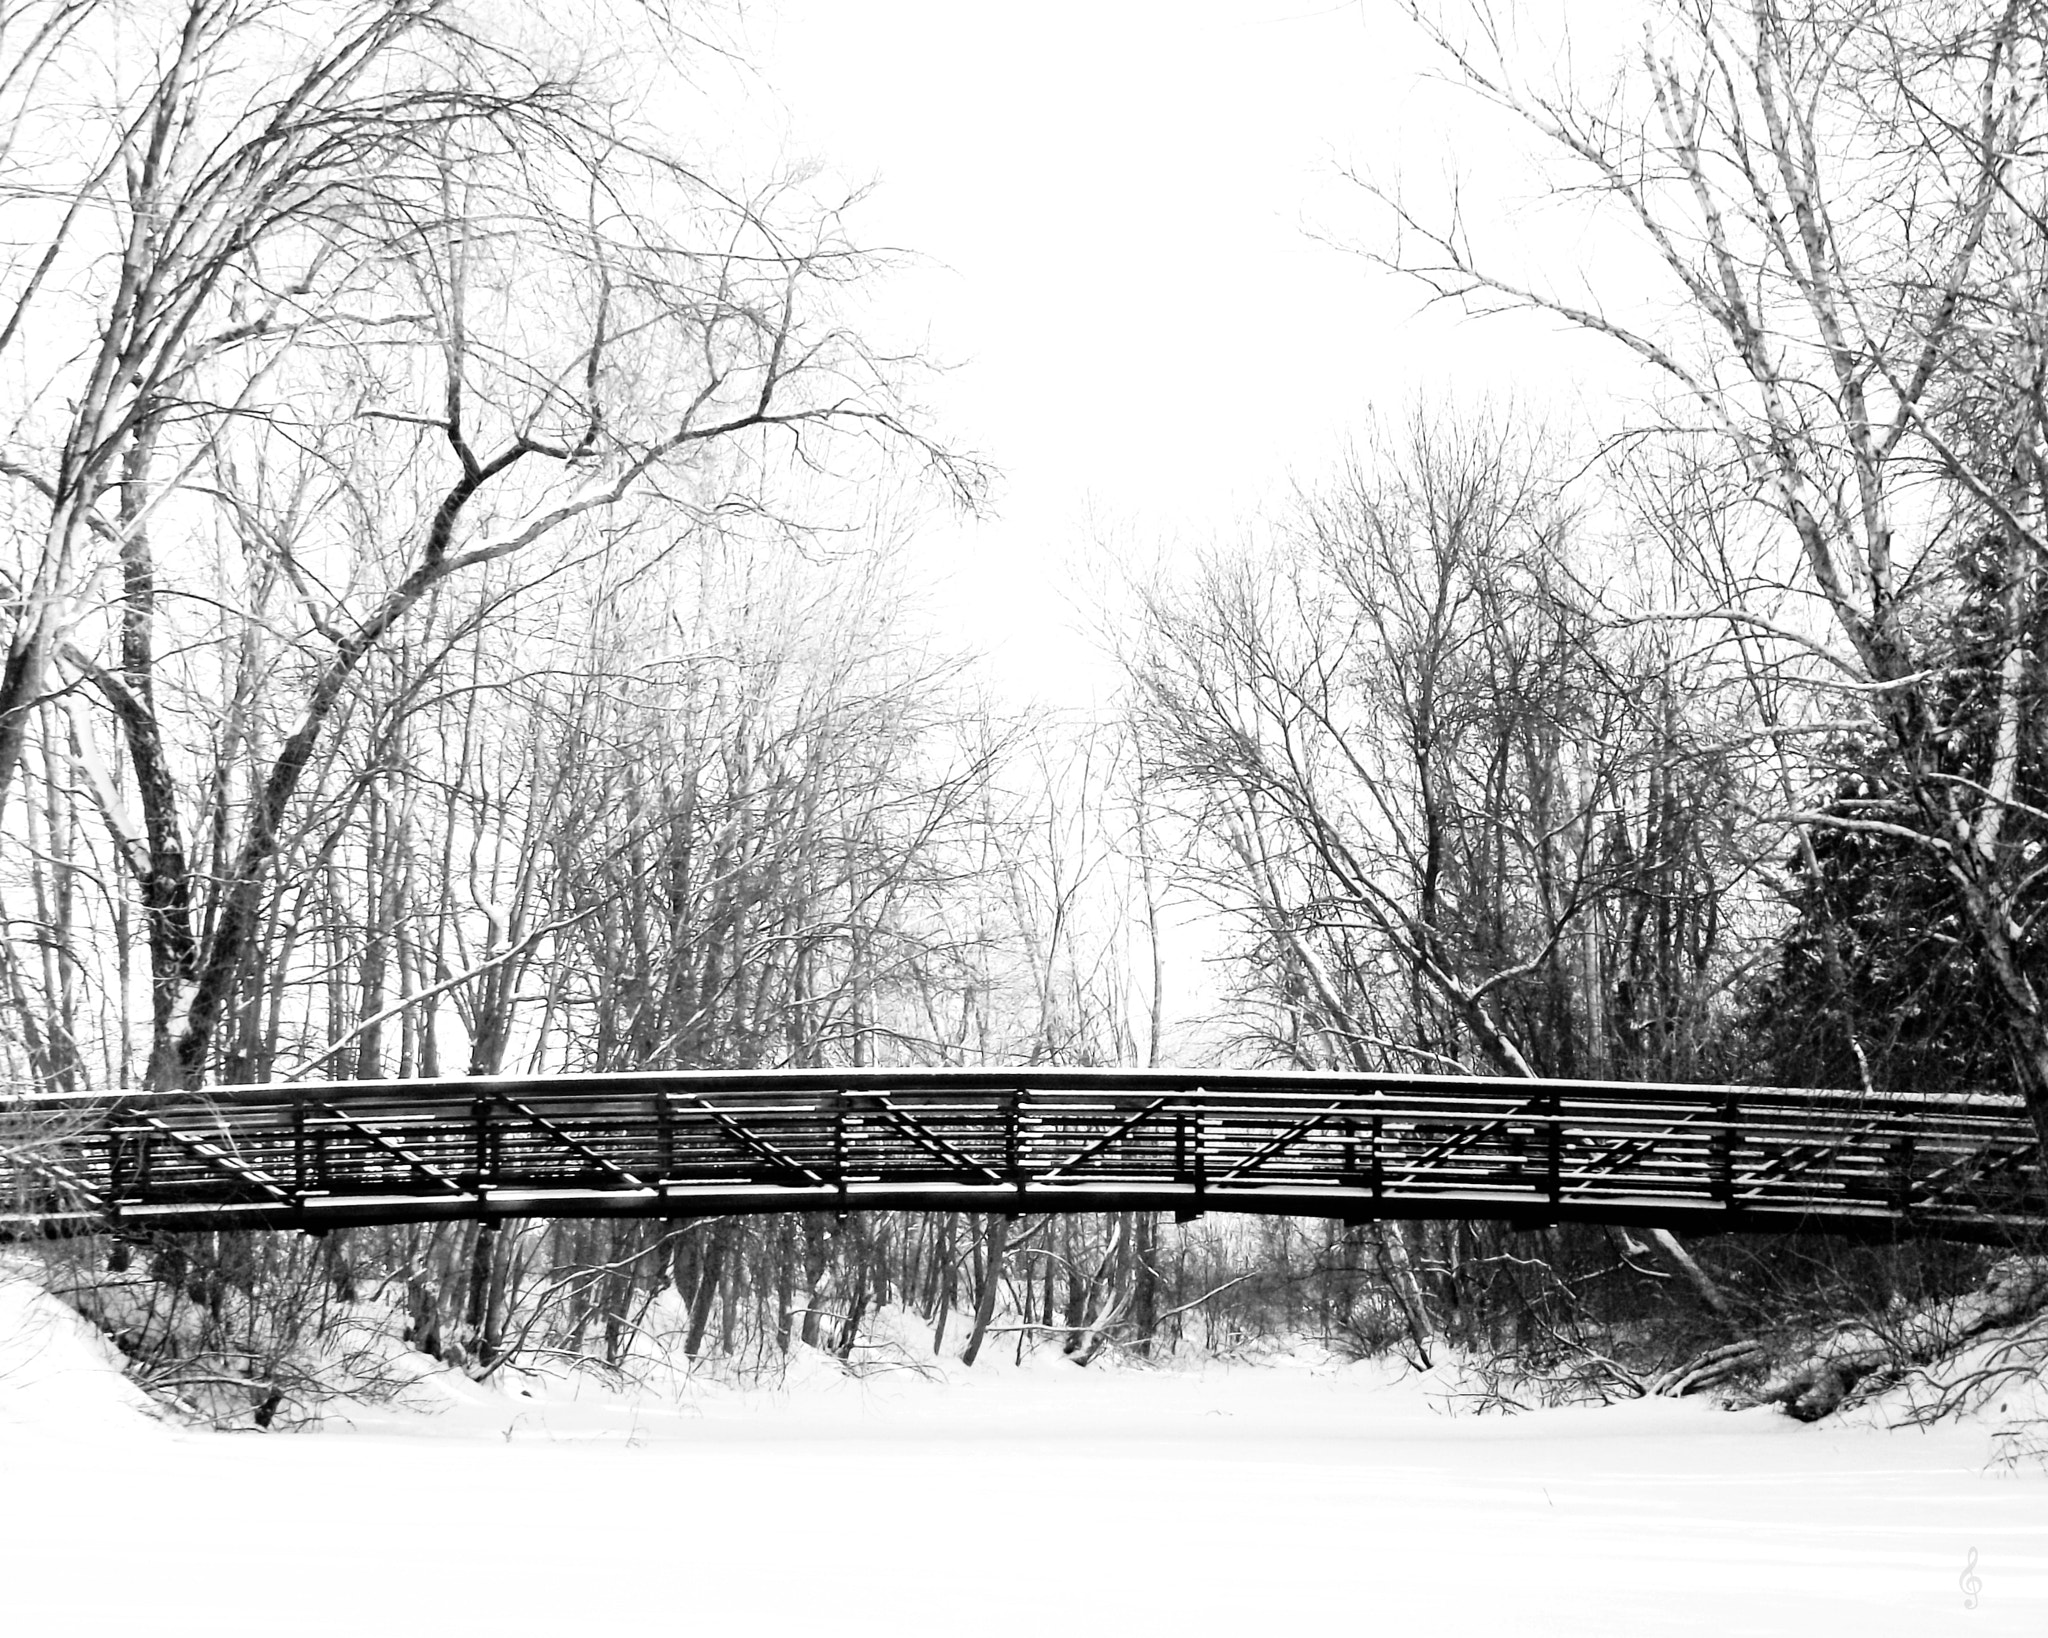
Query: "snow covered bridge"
6 1069 2042 1242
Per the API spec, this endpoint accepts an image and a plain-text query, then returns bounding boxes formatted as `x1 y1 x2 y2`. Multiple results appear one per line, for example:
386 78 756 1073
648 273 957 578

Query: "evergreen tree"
1755 533 2048 1096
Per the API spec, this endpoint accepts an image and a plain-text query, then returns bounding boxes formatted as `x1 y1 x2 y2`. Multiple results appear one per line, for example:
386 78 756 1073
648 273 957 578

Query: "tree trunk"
1374 1222 1434 1368
684 1222 729 1358
1130 1211 1160 1359
959 1213 1009 1367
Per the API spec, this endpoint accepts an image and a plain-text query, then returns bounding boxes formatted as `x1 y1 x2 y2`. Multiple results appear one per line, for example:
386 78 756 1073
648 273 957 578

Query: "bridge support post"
470 1097 496 1199
1713 1097 1738 1209
657 1093 677 1191
832 1092 849 1219
1173 1103 1208 1217
1544 1092 1562 1211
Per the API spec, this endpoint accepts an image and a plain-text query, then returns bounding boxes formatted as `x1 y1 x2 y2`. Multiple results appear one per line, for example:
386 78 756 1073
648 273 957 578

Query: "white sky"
731 2 1670 1047
753 0 1660 704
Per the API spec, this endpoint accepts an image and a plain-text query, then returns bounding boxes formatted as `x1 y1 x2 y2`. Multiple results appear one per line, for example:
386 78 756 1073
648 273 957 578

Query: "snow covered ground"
3 1278 2043 1637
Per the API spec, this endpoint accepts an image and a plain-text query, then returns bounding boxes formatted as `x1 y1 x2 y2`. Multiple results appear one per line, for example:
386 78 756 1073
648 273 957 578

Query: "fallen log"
1652 1339 1766 1398
1759 1257 2048 1422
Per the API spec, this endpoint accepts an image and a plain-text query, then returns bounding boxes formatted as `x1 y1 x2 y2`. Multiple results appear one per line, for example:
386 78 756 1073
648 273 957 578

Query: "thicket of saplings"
14 1202 2013 1429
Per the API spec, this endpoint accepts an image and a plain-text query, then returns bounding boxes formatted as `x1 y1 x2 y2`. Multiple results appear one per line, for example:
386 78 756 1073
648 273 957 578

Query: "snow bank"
2 1290 2042 1635
0 1270 160 1439
1838 1308 2048 1467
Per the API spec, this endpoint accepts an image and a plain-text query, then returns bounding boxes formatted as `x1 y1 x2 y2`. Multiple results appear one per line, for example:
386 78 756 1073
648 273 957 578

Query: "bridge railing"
3 1069 2041 1240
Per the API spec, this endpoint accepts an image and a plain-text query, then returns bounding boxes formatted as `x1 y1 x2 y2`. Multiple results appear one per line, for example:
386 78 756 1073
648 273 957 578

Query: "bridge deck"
4 1069 2042 1241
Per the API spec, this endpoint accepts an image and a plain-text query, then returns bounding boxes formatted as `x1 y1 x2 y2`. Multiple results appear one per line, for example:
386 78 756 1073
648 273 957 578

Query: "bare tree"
1122 414 1759 1330
1358 0 2048 1143
0 1 970 1092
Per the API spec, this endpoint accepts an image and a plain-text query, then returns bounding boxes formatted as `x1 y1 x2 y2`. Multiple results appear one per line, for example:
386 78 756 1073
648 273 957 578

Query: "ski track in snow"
2 1281 2043 1637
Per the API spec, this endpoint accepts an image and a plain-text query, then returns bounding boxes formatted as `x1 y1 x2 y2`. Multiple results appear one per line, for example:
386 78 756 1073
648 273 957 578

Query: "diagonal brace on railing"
682 1096 825 1185
1734 1114 1897 1196
1379 1084 1582 1188
130 1114 294 1204
1574 1105 1720 1180
1218 1103 1342 1183
313 1104 468 1195
868 1095 1003 1183
1040 1097 1170 1180
7 1145 108 1209
1911 1139 2037 1205
1385 1111 1529 1187
498 1096 648 1189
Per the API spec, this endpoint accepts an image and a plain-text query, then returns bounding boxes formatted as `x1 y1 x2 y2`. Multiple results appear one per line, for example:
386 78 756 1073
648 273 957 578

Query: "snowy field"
3 1279 2043 1637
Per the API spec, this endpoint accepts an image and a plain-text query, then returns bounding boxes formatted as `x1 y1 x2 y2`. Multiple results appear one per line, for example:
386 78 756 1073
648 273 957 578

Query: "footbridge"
5 1069 2043 1242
